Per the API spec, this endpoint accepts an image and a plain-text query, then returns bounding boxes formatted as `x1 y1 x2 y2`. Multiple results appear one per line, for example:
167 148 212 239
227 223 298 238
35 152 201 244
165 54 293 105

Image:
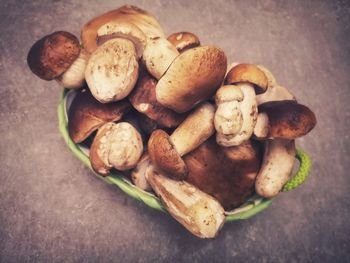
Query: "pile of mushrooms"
27 5 317 238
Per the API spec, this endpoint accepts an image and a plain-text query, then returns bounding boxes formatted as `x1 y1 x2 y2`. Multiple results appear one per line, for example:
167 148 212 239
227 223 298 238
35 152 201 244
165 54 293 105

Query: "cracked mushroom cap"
167 32 200 52
97 21 147 58
258 100 317 139
27 31 80 80
156 46 227 113
225 63 268 94
148 129 188 180
184 137 263 211
128 71 186 128
90 122 143 175
68 89 131 143
81 5 165 54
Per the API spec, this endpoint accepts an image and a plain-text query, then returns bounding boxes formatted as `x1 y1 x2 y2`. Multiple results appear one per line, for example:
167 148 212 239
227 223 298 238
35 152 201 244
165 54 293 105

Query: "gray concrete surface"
1 0 349 262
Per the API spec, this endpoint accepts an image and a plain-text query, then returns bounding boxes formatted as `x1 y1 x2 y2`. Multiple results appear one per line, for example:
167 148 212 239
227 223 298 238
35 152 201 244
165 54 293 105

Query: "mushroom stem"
145 166 225 238
170 102 215 156
255 139 296 198
253 112 269 140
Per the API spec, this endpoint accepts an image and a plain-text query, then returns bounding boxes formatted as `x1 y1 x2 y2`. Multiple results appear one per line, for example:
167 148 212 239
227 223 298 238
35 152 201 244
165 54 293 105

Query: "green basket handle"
58 89 312 222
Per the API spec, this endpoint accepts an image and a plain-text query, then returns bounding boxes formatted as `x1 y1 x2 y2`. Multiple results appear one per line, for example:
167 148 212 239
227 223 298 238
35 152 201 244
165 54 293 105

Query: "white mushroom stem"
170 102 215 156
142 37 179 79
256 85 295 105
56 49 89 89
131 153 152 191
255 139 296 198
253 112 269 139
145 166 225 238
217 83 258 146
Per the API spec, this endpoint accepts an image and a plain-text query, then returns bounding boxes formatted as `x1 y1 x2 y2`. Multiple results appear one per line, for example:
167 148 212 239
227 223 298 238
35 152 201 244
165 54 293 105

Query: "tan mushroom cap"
258 100 317 139
97 21 147 58
167 32 200 52
184 137 262 211
68 89 131 143
27 31 80 80
128 71 186 128
225 63 268 94
81 5 165 54
156 46 227 113
148 129 188 180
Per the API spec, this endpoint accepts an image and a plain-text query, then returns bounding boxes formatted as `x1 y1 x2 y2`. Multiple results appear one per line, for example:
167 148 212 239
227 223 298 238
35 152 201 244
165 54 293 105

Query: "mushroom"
81 5 165 54
85 38 139 103
90 122 143 175
255 139 296 198
131 153 152 191
167 32 200 52
96 21 147 58
68 89 131 143
145 166 225 238
142 37 180 80
148 102 215 180
27 31 88 89
256 100 317 140
128 70 186 128
156 46 227 113
137 113 160 135
184 137 262 210
216 63 268 146
256 65 296 105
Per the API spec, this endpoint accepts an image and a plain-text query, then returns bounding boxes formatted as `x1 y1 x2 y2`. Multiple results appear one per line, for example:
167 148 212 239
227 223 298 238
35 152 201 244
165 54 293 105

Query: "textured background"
1 0 349 262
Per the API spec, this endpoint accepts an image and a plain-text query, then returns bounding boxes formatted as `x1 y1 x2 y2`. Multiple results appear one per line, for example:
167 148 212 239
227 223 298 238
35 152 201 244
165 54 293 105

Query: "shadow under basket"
58 89 312 222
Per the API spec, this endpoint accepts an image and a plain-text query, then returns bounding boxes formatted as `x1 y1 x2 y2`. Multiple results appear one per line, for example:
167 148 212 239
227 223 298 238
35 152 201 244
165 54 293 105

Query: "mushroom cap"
27 31 80 80
90 122 143 175
85 38 139 103
148 129 188 180
81 5 165 54
225 63 268 94
68 89 131 143
97 21 147 58
167 32 200 52
137 113 159 135
258 100 317 139
156 46 227 113
184 137 262 210
128 71 186 128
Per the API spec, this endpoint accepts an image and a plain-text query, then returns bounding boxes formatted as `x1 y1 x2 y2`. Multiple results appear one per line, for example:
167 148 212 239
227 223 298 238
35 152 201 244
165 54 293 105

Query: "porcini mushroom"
167 32 200 52
145 166 225 238
216 63 268 146
142 37 180 79
81 5 165 54
131 153 152 191
255 139 296 198
85 38 139 103
257 100 317 139
148 102 215 180
96 21 147 58
90 122 143 175
68 89 131 143
27 31 88 89
156 46 227 113
184 137 262 210
128 71 186 128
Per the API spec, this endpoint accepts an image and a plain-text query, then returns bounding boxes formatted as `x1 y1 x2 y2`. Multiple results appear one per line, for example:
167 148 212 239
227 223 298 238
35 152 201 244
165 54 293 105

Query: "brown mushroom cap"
225 63 268 94
184 137 262 210
128 71 186 128
148 129 188 180
27 31 80 80
68 89 131 143
258 100 317 139
167 32 200 52
156 46 227 113
81 5 165 54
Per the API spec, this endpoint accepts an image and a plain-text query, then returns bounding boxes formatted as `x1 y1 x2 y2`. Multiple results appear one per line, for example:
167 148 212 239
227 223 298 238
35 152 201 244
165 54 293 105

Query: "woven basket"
58 89 312 222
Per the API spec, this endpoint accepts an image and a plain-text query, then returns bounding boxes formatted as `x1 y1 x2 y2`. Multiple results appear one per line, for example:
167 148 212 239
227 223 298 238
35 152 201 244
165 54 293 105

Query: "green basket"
58 89 312 222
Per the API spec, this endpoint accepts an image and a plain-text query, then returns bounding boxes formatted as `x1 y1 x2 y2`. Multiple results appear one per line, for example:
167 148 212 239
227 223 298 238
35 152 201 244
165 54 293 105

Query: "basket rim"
58 88 312 222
